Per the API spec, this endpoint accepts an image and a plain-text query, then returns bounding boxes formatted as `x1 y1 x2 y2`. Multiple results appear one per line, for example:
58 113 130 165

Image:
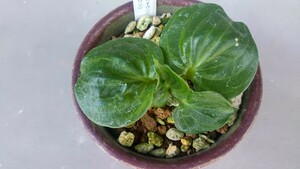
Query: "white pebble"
143 26 156 39
166 143 180 158
166 128 184 141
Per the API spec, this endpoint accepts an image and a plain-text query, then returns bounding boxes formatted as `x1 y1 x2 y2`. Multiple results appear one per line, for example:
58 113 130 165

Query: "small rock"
199 134 214 144
154 108 171 119
141 113 157 132
154 108 165 119
134 143 154 154
132 120 148 134
118 131 135 147
156 117 165 125
166 128 184 141
217 124 229 134
227 112 237 126
157 126 167 135
124 21 137 34
150 148 166 158
230 93 243 108
151 36 160 45
192 137 210 152
133 31 144 38
181 137 192 146
143 26 156 39
147 131 163 147
153 27 162 37
158 24 164 31
180 145 190 152
160 13 172 24
164 109 172 117
152 16 161 26
166 143 180 158
137 15 152 31
166 116 174 124
160 13 171 19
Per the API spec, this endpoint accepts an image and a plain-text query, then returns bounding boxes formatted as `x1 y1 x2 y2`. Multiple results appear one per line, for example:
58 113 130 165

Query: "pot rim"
71 0 263 168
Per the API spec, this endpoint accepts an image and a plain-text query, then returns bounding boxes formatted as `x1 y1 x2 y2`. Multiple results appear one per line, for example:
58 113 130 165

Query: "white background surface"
1 0 299 168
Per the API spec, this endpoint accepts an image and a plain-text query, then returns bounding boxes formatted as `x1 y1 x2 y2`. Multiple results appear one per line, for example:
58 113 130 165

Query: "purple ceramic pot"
72 0 263 168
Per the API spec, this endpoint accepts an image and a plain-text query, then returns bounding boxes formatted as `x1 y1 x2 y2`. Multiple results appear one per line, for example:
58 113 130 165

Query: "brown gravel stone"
217 124 229 134
157 125 167 135
154 108 171 119
141 113 157 132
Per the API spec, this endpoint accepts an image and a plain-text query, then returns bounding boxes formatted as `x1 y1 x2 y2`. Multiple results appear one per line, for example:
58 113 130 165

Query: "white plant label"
133 0 157 20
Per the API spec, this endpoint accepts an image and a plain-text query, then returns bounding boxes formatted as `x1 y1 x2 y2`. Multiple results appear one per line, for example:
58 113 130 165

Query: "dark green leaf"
152 83 170 107
173 91 236 133
155 63 191 101
75 38 163 128
160 3 258 98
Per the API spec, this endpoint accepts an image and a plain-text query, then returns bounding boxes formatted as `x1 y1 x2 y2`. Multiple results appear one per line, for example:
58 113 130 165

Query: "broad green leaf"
152 83 170 107
160 3 259 98
173 91 236 133
75 38 163 128
155 63 191 101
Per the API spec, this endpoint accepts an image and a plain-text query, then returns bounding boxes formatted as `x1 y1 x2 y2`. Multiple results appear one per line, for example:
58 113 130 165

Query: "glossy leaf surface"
75 38 162 128
155 63 191 100
173 91 236 133
160 3 258 98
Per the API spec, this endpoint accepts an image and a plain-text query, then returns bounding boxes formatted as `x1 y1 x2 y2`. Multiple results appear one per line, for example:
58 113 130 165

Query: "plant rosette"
72 0 262 168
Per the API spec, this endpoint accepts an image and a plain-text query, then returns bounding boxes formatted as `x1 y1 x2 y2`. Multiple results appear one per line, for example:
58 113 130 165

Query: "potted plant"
72 0 262 168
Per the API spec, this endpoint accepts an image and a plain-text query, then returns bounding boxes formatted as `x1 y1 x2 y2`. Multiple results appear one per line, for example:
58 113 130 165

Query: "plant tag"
133 0 157 20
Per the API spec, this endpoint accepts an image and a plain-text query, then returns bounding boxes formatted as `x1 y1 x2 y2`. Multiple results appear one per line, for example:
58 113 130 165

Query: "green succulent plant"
74 3 258 134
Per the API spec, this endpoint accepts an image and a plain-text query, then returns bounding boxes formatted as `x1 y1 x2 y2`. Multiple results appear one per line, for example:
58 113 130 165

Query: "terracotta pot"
72 0 263 168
